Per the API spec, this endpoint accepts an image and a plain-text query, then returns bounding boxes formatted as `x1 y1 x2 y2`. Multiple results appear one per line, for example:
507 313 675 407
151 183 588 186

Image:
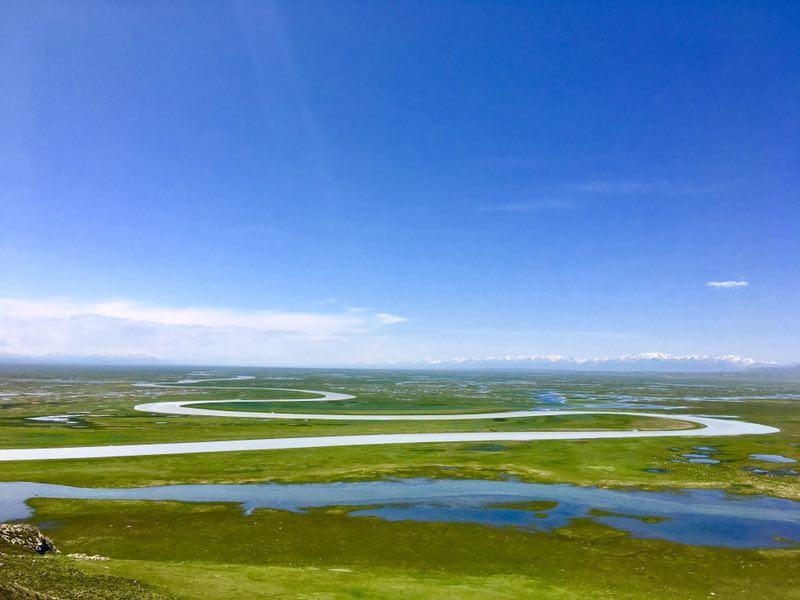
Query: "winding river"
0 377 779 461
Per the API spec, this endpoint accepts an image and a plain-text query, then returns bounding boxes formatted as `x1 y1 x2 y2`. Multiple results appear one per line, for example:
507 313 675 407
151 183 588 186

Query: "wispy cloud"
565 180 710 196
0 297 407 365
444 327 638 340
479 200 577 213
478 179 702 213
706 280 749 289
376 312 408 325
566 180 673 194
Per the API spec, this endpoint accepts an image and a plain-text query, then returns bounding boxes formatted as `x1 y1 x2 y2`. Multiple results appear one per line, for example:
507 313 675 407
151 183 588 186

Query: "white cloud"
0 297 407 365
376 312 408 325
706 280 749 289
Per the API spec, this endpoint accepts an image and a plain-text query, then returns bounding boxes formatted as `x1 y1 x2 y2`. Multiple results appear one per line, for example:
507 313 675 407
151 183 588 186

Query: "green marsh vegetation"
3 495 798 599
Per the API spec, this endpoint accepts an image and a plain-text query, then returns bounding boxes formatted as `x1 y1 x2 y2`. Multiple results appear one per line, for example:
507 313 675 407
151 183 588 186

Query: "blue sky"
1 1 798 365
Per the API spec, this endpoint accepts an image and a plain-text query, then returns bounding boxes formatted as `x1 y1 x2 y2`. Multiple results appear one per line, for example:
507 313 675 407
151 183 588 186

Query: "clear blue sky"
1 1 798 365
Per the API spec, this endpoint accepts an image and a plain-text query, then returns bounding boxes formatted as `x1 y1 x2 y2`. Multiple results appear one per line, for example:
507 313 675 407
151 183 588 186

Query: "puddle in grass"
742 466 799 477
675 446 724 465
533 391 567 405
749 454 797 464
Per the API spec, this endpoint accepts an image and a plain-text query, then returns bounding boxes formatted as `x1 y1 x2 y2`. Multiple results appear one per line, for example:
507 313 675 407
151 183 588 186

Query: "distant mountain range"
414 353 782 373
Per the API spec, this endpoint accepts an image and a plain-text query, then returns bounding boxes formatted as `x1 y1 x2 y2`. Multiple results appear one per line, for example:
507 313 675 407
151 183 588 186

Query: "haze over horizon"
0 349 794 374
2 2 798 366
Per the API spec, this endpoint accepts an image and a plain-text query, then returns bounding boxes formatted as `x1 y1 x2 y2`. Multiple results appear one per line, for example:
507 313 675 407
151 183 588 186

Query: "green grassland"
0 366 799 598
0 410 694 450
2 497 798 600
0 368 795 498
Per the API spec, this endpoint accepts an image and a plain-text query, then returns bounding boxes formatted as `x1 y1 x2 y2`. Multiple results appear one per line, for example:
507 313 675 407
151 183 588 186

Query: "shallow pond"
682 453 721 464
742 466 799 477
531 390 674 410
676 446 723 465
533 391 567 405
749 454 797 464
2 479 799 549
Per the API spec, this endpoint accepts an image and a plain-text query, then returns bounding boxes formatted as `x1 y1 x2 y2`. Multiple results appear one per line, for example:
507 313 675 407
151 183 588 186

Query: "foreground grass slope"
7 497 799 600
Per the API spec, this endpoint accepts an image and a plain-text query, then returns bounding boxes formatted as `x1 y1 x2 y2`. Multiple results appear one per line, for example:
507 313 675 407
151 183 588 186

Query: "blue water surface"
1 479 798 549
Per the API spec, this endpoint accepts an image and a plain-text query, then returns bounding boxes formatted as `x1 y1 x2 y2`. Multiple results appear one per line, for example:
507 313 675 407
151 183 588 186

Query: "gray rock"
0 524 58 555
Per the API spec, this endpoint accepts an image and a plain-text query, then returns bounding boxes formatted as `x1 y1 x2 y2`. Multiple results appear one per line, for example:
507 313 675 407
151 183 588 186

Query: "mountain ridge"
409 352 780 372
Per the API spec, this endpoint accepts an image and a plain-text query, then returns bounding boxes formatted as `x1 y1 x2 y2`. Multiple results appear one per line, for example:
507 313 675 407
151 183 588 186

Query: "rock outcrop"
0 524 58 555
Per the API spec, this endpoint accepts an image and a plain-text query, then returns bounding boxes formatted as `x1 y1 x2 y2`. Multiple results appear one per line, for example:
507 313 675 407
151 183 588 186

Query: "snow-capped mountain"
420 353 776 372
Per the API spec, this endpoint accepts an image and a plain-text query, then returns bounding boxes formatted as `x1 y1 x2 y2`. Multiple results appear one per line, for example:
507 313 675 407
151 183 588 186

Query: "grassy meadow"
0 365 798 598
